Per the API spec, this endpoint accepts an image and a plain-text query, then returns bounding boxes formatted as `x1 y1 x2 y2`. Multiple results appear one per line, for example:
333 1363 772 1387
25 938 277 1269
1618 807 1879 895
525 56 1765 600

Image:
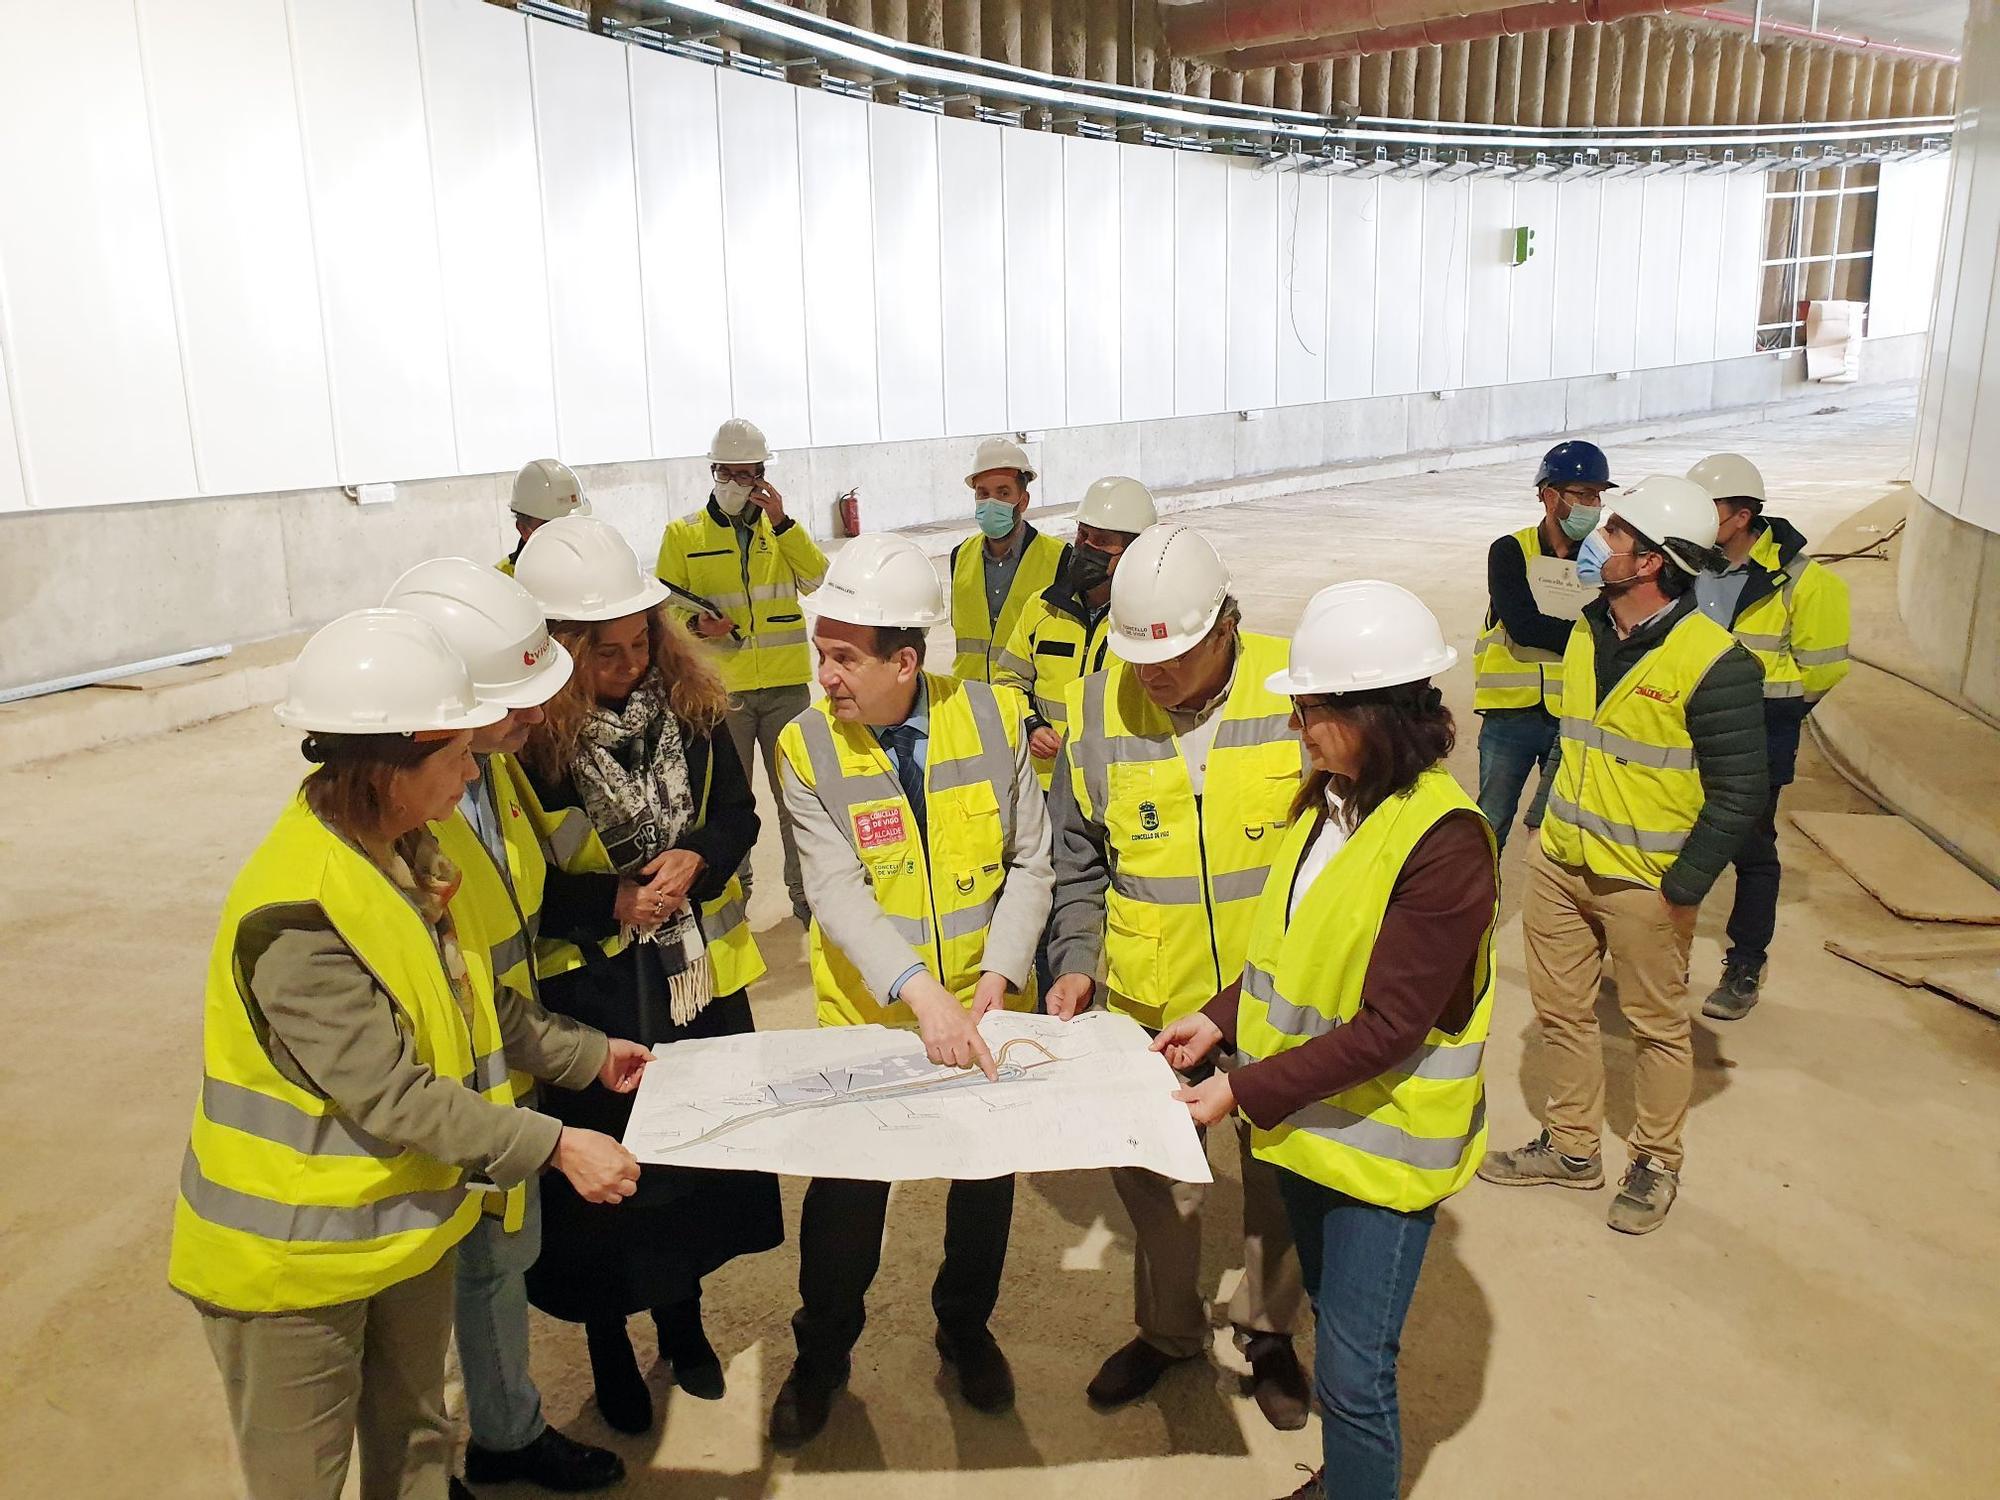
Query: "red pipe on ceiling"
1164 0 1697 61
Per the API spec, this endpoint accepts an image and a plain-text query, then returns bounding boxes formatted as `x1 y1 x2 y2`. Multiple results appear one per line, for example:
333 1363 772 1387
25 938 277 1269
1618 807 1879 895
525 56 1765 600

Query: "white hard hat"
965 437 1036 488
275 609 506 734
1604 474 1721 574
383 556 574 710
803 533 947 628
1685 452 1766 506
1107 524 1230 665
1266 581 1457 696
1076 476 1159 536
514 515 670 623
709 417 771 466
511 458 591 522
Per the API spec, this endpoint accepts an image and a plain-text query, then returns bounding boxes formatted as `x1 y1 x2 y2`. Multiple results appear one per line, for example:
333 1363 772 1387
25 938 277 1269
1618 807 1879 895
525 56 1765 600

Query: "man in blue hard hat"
1471 440 1614 854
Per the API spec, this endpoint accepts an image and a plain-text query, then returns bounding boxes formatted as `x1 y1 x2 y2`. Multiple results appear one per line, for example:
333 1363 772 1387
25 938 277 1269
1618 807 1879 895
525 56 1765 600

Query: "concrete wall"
1899 492 2000 719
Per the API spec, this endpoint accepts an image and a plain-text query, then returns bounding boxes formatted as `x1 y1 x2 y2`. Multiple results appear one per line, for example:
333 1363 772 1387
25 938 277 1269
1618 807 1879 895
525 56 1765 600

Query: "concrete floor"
6 399 1998 1499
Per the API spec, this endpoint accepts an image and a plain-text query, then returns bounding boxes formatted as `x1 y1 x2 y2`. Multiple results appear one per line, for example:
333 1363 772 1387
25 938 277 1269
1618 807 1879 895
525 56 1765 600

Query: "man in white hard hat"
949 437 1071 684
994 475 1160 790
657 418 827 926
383 559 635 1495
1480 476 1767 1235
1685 453 1852 1022
769 533 1054 1448
1042 523 1310 1425
502 459 591 575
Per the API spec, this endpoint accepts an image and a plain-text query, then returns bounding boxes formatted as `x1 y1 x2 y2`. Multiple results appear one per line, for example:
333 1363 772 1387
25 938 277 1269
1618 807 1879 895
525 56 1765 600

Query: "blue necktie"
881 723 927 835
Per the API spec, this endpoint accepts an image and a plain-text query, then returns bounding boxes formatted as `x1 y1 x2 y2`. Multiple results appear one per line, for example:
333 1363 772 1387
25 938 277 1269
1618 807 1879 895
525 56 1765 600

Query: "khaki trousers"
199 1253 457 1500
1112 1113 1306 1359
1523 838 1699 1171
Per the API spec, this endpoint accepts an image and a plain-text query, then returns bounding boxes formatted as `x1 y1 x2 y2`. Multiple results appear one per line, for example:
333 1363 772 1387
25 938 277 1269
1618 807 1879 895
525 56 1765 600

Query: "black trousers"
791 1174 1015 1370
1724 782 1784 971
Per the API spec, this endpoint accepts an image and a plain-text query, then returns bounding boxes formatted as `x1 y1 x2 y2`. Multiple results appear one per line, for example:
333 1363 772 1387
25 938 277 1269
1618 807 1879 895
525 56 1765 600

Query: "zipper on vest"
1194 801 1224 994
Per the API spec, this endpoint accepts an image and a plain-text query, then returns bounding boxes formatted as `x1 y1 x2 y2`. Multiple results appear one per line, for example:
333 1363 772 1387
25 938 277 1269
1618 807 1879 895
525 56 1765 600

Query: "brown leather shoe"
1246 1335 1310 1431
1086 1336 1195 1408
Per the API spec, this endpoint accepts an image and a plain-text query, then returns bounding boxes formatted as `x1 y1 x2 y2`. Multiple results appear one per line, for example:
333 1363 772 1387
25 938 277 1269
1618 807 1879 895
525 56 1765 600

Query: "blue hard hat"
1535 441 1612 489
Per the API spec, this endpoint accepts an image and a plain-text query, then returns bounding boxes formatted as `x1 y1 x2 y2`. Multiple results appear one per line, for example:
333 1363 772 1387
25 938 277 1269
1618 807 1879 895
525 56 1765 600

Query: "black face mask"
1066 543 1115 596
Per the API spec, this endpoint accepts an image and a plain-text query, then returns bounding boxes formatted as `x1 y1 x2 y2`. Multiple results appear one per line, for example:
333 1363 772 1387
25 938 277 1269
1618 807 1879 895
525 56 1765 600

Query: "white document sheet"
1525 553 1594 621
621 1010 1214 1184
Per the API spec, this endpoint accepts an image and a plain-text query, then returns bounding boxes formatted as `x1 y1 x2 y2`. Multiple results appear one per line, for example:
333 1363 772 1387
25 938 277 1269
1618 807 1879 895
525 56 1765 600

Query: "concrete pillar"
1409 45 1437 120
1803 166 1839 301
1737 41 1764 127
1644 21 1674 127
1593 23 1622 130
1888 57 1919 116
1618 20 1649 128
874 0 907 39
1132 0 1162 90
945 0 979 58
1275 62 1303 112
1360 52 1391 116
1244 66 1276 108
1085 0 1117 83
984 0 1020 67
1566 22 1595 129
1182 60 1209 97
1828 49 1859 121
1052 0 1084 77
1714 32 1744 125
1758 43 1789 123
914 0 945 49
1939 63 1959 114
1212 68 1244 103
1803 46 1834 122
1494 33 1522 125
1913 61 1943 116
1020 0 1051 74
1442 39 1470 121
1692 31 1723 125
1662 26 1694 127
1466 36 1499 125
1521 29 1550 128
1330 57 1358 114
1783 44 1811 123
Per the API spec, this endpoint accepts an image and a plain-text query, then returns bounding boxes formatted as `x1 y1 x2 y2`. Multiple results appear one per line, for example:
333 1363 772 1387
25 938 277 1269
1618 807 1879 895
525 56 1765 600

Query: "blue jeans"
453 1177 546 1453
1476 710 1560 855
1276 1171 1436 1500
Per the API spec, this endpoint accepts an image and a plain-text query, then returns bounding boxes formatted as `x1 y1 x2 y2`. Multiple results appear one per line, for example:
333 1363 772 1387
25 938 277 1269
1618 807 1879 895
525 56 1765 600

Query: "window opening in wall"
1758 163 1878 352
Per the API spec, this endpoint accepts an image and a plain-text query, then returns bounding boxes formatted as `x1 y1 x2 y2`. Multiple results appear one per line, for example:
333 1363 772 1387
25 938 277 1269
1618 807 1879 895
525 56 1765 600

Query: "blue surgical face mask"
1559 502 1603 541
975 499 1019 540
1574 529 1613 589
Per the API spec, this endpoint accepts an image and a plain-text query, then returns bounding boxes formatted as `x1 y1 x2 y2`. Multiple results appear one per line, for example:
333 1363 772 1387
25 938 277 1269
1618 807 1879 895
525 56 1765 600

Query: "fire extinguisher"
837 487 861 538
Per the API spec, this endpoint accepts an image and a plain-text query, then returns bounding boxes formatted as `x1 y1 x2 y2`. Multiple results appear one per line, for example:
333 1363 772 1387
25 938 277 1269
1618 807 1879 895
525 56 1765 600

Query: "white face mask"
714 478 753 516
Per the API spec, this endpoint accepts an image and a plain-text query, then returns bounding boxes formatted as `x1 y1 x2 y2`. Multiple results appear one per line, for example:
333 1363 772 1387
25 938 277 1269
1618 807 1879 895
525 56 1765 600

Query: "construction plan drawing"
622 1010 1213 1184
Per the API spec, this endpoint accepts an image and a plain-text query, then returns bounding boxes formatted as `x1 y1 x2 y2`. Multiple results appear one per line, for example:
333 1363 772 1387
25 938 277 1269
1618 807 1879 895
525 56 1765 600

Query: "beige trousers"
1522 838 1699 1171
1112 1113 1306 1359
198 1253 457 1500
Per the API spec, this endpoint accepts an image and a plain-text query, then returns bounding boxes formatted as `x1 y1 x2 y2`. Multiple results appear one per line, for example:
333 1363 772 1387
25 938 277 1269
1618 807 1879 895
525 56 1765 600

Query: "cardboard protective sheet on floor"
1791 812 2000 925
1920 960 2000 1020
1825 933 2000 986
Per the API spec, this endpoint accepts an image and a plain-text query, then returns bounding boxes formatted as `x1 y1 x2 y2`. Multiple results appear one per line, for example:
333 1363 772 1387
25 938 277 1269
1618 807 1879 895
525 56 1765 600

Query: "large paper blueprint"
622 1010 1213 1184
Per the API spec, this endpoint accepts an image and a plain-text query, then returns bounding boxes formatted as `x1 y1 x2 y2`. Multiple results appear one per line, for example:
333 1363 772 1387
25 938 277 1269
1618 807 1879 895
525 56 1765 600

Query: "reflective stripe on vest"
780 674 1031 1028
1539 609 1736 889
950 528 1068 683
1235 768 1496 1213
994 598 1113 791
656 508 826 692
1473 527 1564 715
1065 633 1303 1027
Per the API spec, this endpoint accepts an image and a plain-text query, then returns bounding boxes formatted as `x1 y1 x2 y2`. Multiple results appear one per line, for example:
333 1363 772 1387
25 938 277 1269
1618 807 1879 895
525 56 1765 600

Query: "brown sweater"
1205 809 1496 1132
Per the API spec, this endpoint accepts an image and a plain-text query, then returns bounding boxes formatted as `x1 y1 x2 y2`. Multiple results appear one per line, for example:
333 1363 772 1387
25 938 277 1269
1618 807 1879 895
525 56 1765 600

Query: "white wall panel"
1174 153 1229 417
1063 136 1122 428
797 90 880 448
289 0 455 484
717 68 810 449
1372 179 1423 397
1914 108 1980 497
0 4 195 507
1418 180 1469 392
1277 174 1329 406
1873 156 1950 340
415 0 557 475
1464 179 1514 389
630 50 731 459
1674 177 1726 365
1326 178 1379 401
1507 180 1558 383
1226 166 1279 411
1593 179 1643 374
1633 177 1684 370
0 342 25 512
1550 179 1602 379
937 115 1008 437
1120 144 1176 422
528 22 649 466
1714 174 1764 358
139 0 335 497
870 105 945 442
1003 130 1067 432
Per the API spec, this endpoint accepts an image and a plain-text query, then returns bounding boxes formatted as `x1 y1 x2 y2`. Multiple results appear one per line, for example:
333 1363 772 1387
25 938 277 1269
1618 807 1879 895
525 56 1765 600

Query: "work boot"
769 1357 849 1449
1086 1337 1193 1407
464 1427 625 1492
1606 1155 1680 1236
653 1299 725 1400
584 1320 652 1434
1476 1130 1604 1189
1703 961 1763 1021
1276 1465 1323 1499
451 1481 476 1500
935 1327 1016 1413
1245 1335 1310 1431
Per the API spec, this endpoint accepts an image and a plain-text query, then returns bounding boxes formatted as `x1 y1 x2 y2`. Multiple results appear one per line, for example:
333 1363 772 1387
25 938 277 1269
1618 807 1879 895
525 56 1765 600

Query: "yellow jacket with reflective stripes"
1235 767 1496 1213
1473 525 1564 714
993 587 1113 789
949 524 1070 683
1064 632 1303 1028
1733 519 1851 703
778 673 1036 1028
1541 609 1738 889
169 797 501 1313
656 501 828 692
502 754 765 998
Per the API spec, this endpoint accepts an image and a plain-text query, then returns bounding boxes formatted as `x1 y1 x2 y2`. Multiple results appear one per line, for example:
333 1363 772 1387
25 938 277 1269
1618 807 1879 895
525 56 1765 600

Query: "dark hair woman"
513 517 782 1434
1152 581 1499 1500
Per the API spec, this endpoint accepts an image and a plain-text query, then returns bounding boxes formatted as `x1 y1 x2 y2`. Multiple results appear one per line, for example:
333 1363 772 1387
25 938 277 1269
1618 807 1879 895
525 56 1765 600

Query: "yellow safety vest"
1540 609 1737 889
778 673 1035 1028
1064 632 1303 1028
949 524 1069 683
503 751 766 998
656 503 828 693
1473 525 1564 715
169 797 505 1313
1731 527 1850 703
1235 767 1496 1214
496 557 516 577
993 590 1114 789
